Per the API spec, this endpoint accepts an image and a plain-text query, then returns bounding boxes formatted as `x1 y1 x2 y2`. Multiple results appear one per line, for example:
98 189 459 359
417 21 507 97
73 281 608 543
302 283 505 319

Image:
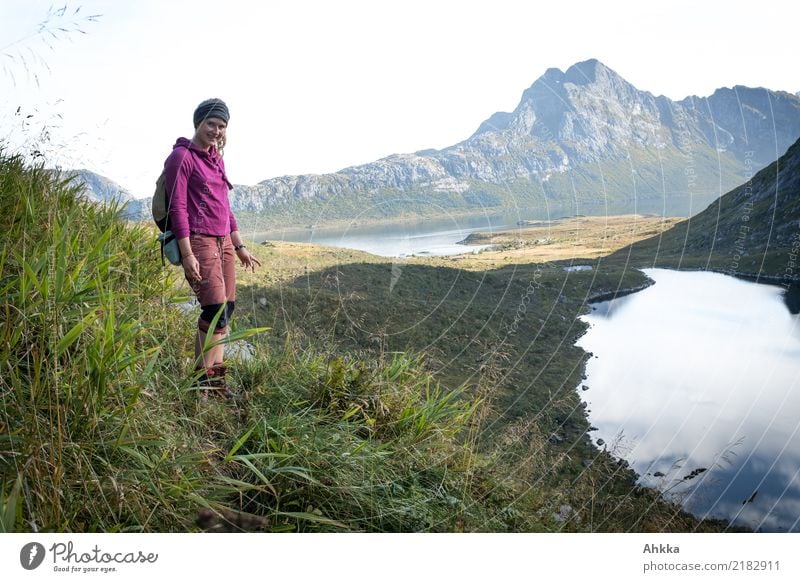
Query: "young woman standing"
163 98 261 398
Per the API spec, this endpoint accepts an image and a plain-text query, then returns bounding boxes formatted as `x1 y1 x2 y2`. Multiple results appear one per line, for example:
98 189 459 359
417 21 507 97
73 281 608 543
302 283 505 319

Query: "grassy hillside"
0 151 490 532
610 138 800 280
235 243 739 532
0 150 735 532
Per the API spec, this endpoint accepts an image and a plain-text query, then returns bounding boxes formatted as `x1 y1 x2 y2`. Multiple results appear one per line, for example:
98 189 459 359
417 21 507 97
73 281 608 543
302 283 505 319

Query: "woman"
163 98 261 398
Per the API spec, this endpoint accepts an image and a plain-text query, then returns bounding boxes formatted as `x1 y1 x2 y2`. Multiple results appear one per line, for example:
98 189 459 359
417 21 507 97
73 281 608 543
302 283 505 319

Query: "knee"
199 301 235 332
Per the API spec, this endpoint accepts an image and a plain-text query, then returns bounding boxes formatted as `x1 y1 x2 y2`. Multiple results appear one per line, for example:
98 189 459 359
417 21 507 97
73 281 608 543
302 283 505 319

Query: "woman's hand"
182 254 201 282
236 247 262 272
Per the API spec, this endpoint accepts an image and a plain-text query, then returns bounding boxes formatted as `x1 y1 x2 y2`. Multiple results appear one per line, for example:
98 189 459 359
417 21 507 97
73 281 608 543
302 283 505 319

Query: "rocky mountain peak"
77 59 800 228
472 59 644 141
563 58 609 84
469 58 664 162
531 59 616 87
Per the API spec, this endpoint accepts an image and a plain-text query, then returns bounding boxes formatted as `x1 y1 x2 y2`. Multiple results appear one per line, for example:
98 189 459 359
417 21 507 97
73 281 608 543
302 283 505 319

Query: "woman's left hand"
236 247 262 272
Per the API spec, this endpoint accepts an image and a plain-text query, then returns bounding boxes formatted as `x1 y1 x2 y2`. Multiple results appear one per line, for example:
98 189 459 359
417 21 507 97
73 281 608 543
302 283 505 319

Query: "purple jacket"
164 137 239 239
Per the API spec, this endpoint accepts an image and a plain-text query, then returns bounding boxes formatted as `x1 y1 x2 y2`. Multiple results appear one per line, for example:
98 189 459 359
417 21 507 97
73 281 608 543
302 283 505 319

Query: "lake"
251 194 718 257
577 268 800 531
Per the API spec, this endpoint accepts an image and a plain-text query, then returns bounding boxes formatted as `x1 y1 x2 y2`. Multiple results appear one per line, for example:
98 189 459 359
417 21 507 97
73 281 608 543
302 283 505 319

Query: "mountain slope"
75 60 800 227
614 136 800 280
65 169 132 204
64 169 150 220
229 59 800 226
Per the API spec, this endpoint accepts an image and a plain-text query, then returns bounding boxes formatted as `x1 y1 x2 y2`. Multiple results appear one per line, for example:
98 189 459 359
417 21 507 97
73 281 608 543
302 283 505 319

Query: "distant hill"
63 169 150 221
615 136 800 281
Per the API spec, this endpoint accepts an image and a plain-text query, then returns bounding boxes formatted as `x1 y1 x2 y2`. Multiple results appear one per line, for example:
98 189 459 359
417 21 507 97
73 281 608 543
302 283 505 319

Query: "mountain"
64 169 150 220
229 59 800 226
617 136 800 280
65 169 131 203
75 60 800 227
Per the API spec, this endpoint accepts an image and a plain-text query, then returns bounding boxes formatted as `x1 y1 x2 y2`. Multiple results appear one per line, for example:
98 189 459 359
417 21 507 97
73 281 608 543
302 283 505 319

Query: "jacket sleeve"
218 157 239 234
164 149 193 239
229 205 239 234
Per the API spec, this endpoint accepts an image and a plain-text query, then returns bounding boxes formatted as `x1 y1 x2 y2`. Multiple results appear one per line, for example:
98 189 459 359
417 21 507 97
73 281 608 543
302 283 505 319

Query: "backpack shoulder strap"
162 143 196 217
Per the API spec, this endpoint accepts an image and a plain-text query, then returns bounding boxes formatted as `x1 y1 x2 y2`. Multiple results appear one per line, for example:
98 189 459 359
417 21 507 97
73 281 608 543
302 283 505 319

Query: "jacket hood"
173 137 215 156
173 137 192 150
171 137 230 187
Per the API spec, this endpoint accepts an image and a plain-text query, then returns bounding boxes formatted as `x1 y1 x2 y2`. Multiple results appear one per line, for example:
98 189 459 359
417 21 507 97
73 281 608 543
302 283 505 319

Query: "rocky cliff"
76 59 800 226
229 59 800 225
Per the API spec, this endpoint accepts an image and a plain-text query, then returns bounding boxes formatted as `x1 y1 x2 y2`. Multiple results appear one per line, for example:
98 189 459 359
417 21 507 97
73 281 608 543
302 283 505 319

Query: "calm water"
577 269 800 531
252 195 718 257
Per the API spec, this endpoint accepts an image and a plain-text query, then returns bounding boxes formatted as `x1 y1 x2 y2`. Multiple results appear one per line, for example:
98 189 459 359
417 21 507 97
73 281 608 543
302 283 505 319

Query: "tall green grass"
219 347 490 532
0 150 505 531
0 150 203 531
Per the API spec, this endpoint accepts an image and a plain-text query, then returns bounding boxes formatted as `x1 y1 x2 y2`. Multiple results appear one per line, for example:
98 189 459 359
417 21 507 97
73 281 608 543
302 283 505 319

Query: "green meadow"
0 150 736 532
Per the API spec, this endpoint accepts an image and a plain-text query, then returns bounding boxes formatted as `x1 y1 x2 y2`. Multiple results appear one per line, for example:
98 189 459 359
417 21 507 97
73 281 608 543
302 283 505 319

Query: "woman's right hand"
182 254 201 283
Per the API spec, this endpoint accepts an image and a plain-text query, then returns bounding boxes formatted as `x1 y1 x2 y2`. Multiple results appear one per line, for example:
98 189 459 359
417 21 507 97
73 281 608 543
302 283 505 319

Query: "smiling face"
192 117 227 151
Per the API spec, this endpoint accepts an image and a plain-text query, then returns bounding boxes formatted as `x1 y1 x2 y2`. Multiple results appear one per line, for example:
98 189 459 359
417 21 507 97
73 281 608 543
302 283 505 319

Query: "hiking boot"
200 364 242 400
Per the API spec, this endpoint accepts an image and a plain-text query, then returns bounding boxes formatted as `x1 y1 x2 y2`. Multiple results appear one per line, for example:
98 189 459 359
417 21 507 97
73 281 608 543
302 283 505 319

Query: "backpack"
152 171 182 266
152 170 170 233
152 145 190 266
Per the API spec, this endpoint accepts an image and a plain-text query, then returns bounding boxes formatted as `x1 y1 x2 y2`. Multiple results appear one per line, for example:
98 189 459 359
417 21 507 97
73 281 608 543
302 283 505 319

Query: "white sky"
1 0 798 198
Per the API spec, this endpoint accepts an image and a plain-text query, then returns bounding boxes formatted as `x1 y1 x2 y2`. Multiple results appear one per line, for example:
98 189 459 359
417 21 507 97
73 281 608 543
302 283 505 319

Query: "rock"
581 384 590 391
226 340 255 362
175 297 199 315
197 507 270 532
553 504 576 523
596 438 606 447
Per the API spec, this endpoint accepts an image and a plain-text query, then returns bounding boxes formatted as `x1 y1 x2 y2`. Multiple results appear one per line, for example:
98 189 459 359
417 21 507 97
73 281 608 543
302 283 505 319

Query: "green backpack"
152 170 170 233
152 145 191 266
152 171 181 266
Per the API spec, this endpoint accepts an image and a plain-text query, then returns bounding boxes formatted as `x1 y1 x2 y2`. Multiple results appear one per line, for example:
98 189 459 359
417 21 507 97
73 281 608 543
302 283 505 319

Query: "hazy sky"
1 0 798 197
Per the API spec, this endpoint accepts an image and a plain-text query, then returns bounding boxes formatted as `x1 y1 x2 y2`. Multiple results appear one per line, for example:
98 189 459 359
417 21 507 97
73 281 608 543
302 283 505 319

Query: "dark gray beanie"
193 98 230 127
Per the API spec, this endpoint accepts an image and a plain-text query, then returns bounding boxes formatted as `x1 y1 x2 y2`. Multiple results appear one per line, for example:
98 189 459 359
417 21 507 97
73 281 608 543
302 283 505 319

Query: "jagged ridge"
76 59 800 226
229 59 800 224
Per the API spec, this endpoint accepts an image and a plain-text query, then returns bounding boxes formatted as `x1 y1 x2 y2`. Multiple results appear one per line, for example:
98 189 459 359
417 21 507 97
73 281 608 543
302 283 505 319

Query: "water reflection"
784 284 800 315
577 269 800 531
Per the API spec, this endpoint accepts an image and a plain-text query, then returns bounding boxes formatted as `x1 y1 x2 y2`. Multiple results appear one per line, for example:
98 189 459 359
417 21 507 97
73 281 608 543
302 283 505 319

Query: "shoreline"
243 209 673 241
242 207 525 239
